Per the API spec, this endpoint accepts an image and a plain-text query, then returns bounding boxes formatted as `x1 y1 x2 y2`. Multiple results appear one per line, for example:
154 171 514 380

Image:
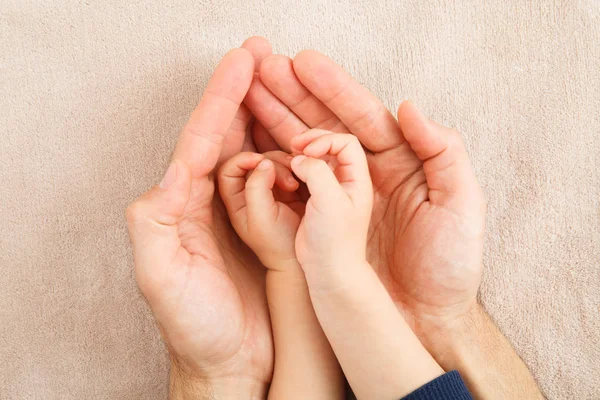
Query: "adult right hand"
126 44 274 399
246 41 542 399
246 46 487 352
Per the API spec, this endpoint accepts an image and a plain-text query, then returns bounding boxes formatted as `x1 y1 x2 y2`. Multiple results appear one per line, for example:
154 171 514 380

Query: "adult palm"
244 42 487 349
126 46 273 395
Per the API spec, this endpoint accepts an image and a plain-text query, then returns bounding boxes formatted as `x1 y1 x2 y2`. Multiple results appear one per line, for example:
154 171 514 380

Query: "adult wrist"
169 362 268 400
419 303 484 366
420 303 544 399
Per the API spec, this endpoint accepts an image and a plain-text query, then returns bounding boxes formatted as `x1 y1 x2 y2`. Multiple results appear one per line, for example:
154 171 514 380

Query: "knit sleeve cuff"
401 370 473 400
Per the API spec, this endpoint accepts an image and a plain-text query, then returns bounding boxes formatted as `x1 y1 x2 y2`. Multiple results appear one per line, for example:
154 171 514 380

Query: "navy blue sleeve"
400 371 473 400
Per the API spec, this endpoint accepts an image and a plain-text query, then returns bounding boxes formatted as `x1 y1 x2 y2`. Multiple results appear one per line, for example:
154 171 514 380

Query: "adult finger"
241 36 272 73
242 37 306 151
270 158 299 192
219 103 253 162
255 150 299 191
252 121 281 153
397 101 485 210
241 120 258 152
235 37 274 155
293 50 403 153
172 48 254 179
260 55 348 133
244 77 308 152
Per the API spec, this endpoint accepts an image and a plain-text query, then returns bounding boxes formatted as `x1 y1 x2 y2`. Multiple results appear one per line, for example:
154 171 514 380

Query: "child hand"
290 129 373 288
218 151 304 270
291 129 444 400
219 150 345 400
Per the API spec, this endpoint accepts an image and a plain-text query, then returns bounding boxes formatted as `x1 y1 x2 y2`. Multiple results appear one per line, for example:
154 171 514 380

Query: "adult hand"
246 44 486 351
246 40 542 399
126 41 275 399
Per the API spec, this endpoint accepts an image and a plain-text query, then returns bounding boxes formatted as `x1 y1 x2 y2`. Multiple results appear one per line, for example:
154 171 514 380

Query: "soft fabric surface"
1 1 598 399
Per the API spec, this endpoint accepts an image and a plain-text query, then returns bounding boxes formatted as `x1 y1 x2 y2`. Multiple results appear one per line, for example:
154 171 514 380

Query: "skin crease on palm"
242 36 487 350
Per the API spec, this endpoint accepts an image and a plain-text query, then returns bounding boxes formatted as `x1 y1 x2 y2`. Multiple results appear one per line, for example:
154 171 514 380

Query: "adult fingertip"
251 152 265 162
241 36 272 67
241 36 271 51
290 138 299 151
224 47 253 61
259 54 291 79
290 135 305 152
397 100 426 124
285 173 300 190
222 48 255 74
293 49 322 69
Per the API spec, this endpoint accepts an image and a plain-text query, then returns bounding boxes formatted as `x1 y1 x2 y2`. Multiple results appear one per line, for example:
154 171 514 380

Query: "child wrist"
301 259 370 295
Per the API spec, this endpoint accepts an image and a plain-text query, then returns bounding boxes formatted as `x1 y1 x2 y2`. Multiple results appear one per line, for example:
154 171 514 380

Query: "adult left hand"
126 38 276 399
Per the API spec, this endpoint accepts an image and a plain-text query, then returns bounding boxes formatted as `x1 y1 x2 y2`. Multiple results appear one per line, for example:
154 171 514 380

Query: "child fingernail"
257 159 272 170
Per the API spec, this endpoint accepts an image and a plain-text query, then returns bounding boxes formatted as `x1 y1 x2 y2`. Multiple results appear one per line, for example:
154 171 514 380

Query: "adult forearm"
169 362 268 400
425 304 543 400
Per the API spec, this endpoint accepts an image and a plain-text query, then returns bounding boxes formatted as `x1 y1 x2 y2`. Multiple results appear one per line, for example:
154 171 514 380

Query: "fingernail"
159 162 177 189
256 159 272 170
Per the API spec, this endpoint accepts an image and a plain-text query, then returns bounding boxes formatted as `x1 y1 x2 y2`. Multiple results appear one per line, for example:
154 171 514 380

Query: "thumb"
245 159 278 225
398 101 484 211
126 160 192 293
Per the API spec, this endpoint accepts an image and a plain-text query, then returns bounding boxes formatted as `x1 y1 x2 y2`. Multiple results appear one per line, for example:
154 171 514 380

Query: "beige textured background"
1 0 599 399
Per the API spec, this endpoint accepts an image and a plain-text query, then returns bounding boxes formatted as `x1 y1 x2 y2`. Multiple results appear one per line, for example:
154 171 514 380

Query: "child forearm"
266 262 345 400
306 261 444 400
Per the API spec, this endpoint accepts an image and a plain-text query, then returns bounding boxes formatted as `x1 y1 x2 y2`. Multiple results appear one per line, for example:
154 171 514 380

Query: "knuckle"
183 124 225 146
315 114 342 131
349 103 381 132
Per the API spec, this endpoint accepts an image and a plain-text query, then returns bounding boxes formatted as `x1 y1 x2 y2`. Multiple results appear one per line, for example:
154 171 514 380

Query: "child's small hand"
220 150 345 400
290 129 373 288
218 151 304 270
291 130 444 400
